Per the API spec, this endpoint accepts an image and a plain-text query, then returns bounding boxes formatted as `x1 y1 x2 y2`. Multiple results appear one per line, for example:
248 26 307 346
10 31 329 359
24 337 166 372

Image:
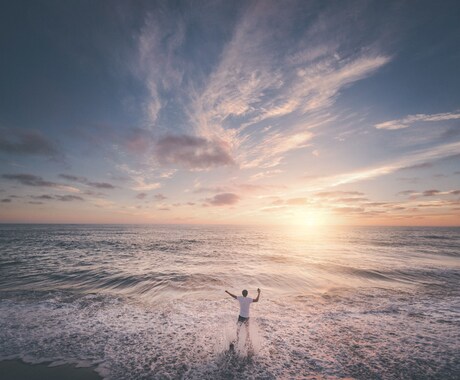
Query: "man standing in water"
225 288 261 324
225 288 261 351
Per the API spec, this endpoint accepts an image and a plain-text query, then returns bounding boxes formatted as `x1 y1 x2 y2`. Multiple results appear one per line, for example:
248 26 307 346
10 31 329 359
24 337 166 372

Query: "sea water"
0 224 459 379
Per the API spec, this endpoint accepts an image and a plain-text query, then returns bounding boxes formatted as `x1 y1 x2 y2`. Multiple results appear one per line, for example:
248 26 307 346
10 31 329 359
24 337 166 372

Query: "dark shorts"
237 315 249 324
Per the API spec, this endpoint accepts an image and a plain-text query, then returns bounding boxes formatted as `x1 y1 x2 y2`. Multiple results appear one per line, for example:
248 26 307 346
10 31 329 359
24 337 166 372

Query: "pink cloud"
204 193 240 206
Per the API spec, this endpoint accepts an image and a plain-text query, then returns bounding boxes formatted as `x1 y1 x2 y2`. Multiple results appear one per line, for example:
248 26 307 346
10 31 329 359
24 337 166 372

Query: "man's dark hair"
242 289 248 297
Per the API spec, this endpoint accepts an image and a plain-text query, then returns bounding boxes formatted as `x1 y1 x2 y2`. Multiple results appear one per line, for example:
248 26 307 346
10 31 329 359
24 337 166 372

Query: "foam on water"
0 291 266 379
1 286 458 379
0 225 459 379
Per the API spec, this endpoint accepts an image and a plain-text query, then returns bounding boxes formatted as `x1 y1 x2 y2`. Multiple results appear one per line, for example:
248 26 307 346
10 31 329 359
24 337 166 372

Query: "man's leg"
236 317 251 351
245 319 253 351
236 316 247 344
236 318 242 341
230 318 243 351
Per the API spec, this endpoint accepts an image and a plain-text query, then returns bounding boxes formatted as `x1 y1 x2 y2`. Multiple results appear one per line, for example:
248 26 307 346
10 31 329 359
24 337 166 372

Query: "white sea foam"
0 287 458 379
0 225 459 379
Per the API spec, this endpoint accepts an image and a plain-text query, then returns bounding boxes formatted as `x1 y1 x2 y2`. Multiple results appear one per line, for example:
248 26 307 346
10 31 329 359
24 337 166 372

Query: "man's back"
237 296 253 318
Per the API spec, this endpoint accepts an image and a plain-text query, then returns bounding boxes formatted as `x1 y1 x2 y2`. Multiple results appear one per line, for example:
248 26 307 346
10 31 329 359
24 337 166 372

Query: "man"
225 288 261 325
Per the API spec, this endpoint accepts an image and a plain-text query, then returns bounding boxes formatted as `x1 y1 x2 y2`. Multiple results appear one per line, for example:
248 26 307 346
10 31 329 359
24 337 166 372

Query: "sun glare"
292 208 330 227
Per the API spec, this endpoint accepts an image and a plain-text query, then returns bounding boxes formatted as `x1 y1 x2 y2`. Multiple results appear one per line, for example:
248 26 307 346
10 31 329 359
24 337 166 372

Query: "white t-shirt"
236 296 253 318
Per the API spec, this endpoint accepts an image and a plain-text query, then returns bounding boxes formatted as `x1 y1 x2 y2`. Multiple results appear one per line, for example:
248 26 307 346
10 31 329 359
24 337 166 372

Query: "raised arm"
253 288 261 302
225 290 237 299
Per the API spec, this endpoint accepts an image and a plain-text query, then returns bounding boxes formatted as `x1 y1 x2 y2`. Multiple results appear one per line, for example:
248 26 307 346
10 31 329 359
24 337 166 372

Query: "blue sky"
1 0 459 225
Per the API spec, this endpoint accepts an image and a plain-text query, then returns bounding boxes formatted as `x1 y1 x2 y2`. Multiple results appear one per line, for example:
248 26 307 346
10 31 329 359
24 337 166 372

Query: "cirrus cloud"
375 111 460 130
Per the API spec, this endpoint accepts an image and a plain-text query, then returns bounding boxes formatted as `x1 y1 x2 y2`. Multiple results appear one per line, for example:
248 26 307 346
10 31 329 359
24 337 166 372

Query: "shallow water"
0 224 459 379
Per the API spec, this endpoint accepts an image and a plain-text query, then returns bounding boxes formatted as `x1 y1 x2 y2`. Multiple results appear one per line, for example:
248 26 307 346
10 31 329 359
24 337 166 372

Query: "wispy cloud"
204 193 240 206
396 190 418 197
2 174 57 187
302 141 460 190
315 191 365 198
332 206 365 214
423 189 441 197
31 194 84 202
154 193 167 201
335 197 369 203
136 193 147 200
2 174 81 193
121 128 155 155
55 195 84 202
193 3 390 130
136 9 186 124
134 1 391 171
0 128 62 160
191 15 390 167
240 130 315 169
59 174 115 189
250 169 283 181
375 111 460 130
131 181 161 192
115 164 162 192
397 189 460 198
32 195 54 200
398 162 433 171
254 182 458 222
193 185 230 194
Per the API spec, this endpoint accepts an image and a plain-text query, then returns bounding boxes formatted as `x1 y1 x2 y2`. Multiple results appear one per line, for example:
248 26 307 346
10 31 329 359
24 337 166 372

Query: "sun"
291 208 330 227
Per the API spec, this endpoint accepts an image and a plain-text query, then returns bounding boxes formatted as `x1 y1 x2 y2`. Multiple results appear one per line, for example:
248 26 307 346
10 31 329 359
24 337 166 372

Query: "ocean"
0 224 459 379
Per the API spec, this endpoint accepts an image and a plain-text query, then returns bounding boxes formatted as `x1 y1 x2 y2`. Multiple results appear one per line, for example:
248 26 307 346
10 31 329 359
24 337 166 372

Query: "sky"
0 0 459 226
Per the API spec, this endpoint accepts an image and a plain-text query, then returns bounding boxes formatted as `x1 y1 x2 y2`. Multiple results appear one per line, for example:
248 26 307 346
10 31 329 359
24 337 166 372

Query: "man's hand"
254 288 261 302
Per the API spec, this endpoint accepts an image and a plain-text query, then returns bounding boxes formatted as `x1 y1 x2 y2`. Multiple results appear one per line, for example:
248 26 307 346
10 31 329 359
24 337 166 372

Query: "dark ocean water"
0 224 459 379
